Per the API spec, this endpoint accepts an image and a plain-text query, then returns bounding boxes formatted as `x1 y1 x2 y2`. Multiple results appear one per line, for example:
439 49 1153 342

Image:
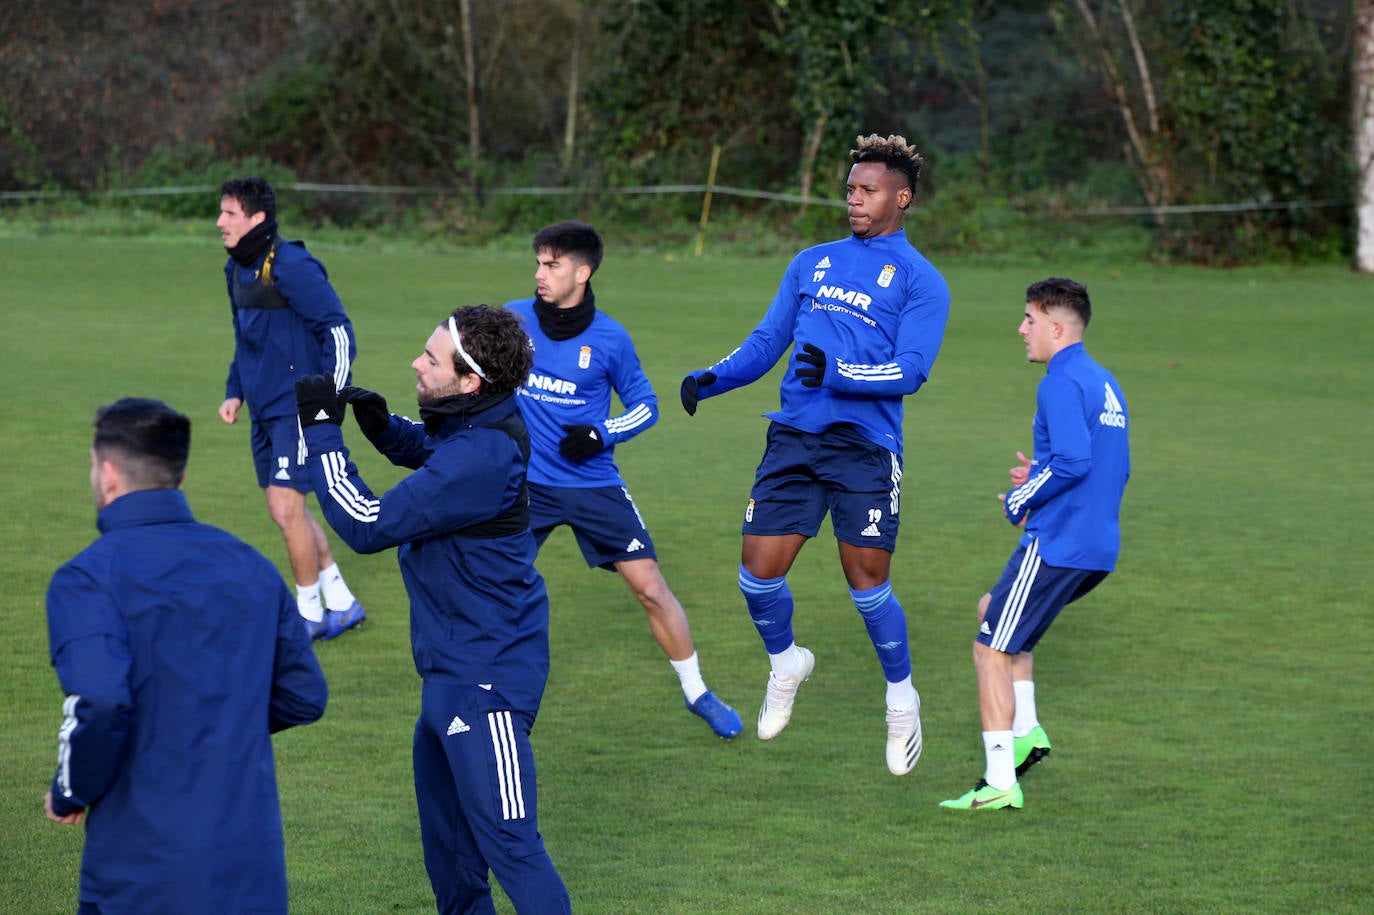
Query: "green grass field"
1 228 1370 913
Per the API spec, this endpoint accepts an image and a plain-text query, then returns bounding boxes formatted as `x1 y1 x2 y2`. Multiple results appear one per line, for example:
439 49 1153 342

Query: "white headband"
447 316 487 380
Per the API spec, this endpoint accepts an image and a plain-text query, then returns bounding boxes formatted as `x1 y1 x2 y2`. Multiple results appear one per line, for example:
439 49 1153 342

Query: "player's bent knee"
264 486 307 527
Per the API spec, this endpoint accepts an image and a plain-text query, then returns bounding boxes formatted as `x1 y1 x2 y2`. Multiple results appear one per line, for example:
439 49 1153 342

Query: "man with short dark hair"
217 176 365 639
44 397 328 914
940 277 1130 811
681 134 950 775
296 305 570 913
506 220 742 740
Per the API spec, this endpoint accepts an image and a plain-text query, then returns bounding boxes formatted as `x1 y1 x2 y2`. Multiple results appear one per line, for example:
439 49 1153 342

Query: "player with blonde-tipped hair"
680 134 950 775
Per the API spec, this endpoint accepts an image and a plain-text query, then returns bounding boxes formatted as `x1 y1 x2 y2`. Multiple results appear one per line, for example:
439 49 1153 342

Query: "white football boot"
757 646 815 740
884 696 923 775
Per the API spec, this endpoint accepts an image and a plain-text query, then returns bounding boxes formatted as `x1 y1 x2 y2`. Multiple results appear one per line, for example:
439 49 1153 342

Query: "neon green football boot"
1013 725 1052 776
939 778 1024 811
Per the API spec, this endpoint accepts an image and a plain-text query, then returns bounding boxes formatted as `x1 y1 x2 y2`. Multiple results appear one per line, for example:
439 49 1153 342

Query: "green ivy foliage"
1157 1 1349 262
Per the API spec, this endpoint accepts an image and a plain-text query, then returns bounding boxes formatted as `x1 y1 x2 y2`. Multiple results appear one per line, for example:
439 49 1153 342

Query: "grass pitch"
0 227 1369 913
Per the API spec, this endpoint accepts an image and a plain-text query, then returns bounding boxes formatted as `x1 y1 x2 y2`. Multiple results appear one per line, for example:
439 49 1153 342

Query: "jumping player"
680 134 951 775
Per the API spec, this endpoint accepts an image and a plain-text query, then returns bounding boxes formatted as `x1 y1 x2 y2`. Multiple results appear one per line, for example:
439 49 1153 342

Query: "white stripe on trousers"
487 711 526 821
57 694 80 798
991 538 1041 652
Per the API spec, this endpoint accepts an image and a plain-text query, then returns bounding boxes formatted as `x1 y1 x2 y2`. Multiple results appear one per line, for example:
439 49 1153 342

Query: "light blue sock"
739 565 794 655
850 581 912 683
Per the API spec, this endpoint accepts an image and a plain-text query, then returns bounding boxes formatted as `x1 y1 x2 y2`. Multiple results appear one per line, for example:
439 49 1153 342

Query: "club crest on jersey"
578 345 592 369
877 264 895 288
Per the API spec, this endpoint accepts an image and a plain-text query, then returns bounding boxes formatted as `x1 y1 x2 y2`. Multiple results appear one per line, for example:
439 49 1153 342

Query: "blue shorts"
249 415 310 491
529 482 657 571
979 538 1109 654
744 422 902 551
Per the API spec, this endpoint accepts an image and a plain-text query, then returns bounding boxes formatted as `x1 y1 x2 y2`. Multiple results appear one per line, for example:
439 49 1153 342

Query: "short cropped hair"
220 176 277 220
1026 277 1092 328
851 134 925 198
444 305 535 394
93 398 191 490
532 221 604 275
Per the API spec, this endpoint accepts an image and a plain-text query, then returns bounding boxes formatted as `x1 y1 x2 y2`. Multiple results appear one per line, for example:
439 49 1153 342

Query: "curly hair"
444 305 535 394
219 176 277 220
850 134 925 195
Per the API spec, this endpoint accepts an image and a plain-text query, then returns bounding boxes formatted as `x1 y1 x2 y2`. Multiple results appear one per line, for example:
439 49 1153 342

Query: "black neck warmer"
227 217 279 267
419 389 512 435
532 283 597 340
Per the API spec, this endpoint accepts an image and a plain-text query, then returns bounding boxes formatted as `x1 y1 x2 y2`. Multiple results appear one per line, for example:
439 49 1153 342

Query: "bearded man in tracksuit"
217 176 365 640
294 305 570 914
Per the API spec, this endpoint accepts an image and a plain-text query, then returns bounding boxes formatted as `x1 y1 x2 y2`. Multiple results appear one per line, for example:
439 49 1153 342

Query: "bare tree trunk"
799 113 827 204
1072 0 1171 226
1118 0 1158 134
459 0 481 202
562 8 580 176
1356 0 1374 272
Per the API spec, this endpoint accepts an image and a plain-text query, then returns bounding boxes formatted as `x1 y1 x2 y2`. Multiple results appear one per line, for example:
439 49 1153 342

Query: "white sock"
885 676 918 711
670 653 708 704
768 644 804 678
983 729 1016 790
1012 680 1038 738
319 562 357 611
296 582 324 623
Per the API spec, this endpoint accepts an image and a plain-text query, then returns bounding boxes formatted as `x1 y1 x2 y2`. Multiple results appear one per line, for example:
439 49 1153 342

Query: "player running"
506 221 742 740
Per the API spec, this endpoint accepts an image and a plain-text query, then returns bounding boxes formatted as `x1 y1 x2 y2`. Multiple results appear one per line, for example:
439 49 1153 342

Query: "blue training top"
507 297 658 488
1004 342 1131 571
689 229 949 457
224 239 356 420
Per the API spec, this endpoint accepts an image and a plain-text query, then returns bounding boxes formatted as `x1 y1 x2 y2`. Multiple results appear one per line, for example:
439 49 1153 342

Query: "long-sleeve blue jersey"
1004 342 1131 570
506 297 657 488
690 229 949 456
302 395 552 712
224 239 356 420
46 488 327 914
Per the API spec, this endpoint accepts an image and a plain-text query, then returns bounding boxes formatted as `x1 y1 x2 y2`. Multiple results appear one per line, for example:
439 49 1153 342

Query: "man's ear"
576 262 593 286
99 459 124 500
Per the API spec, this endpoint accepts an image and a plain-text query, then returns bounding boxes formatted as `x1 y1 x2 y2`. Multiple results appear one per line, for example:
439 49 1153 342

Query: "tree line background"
0 0 1359 265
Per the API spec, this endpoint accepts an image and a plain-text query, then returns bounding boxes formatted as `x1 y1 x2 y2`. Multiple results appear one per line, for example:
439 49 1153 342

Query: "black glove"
295 375 345 428
795 343 827 388
338 385 390 438
680 370 717 416
559 424 604 461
